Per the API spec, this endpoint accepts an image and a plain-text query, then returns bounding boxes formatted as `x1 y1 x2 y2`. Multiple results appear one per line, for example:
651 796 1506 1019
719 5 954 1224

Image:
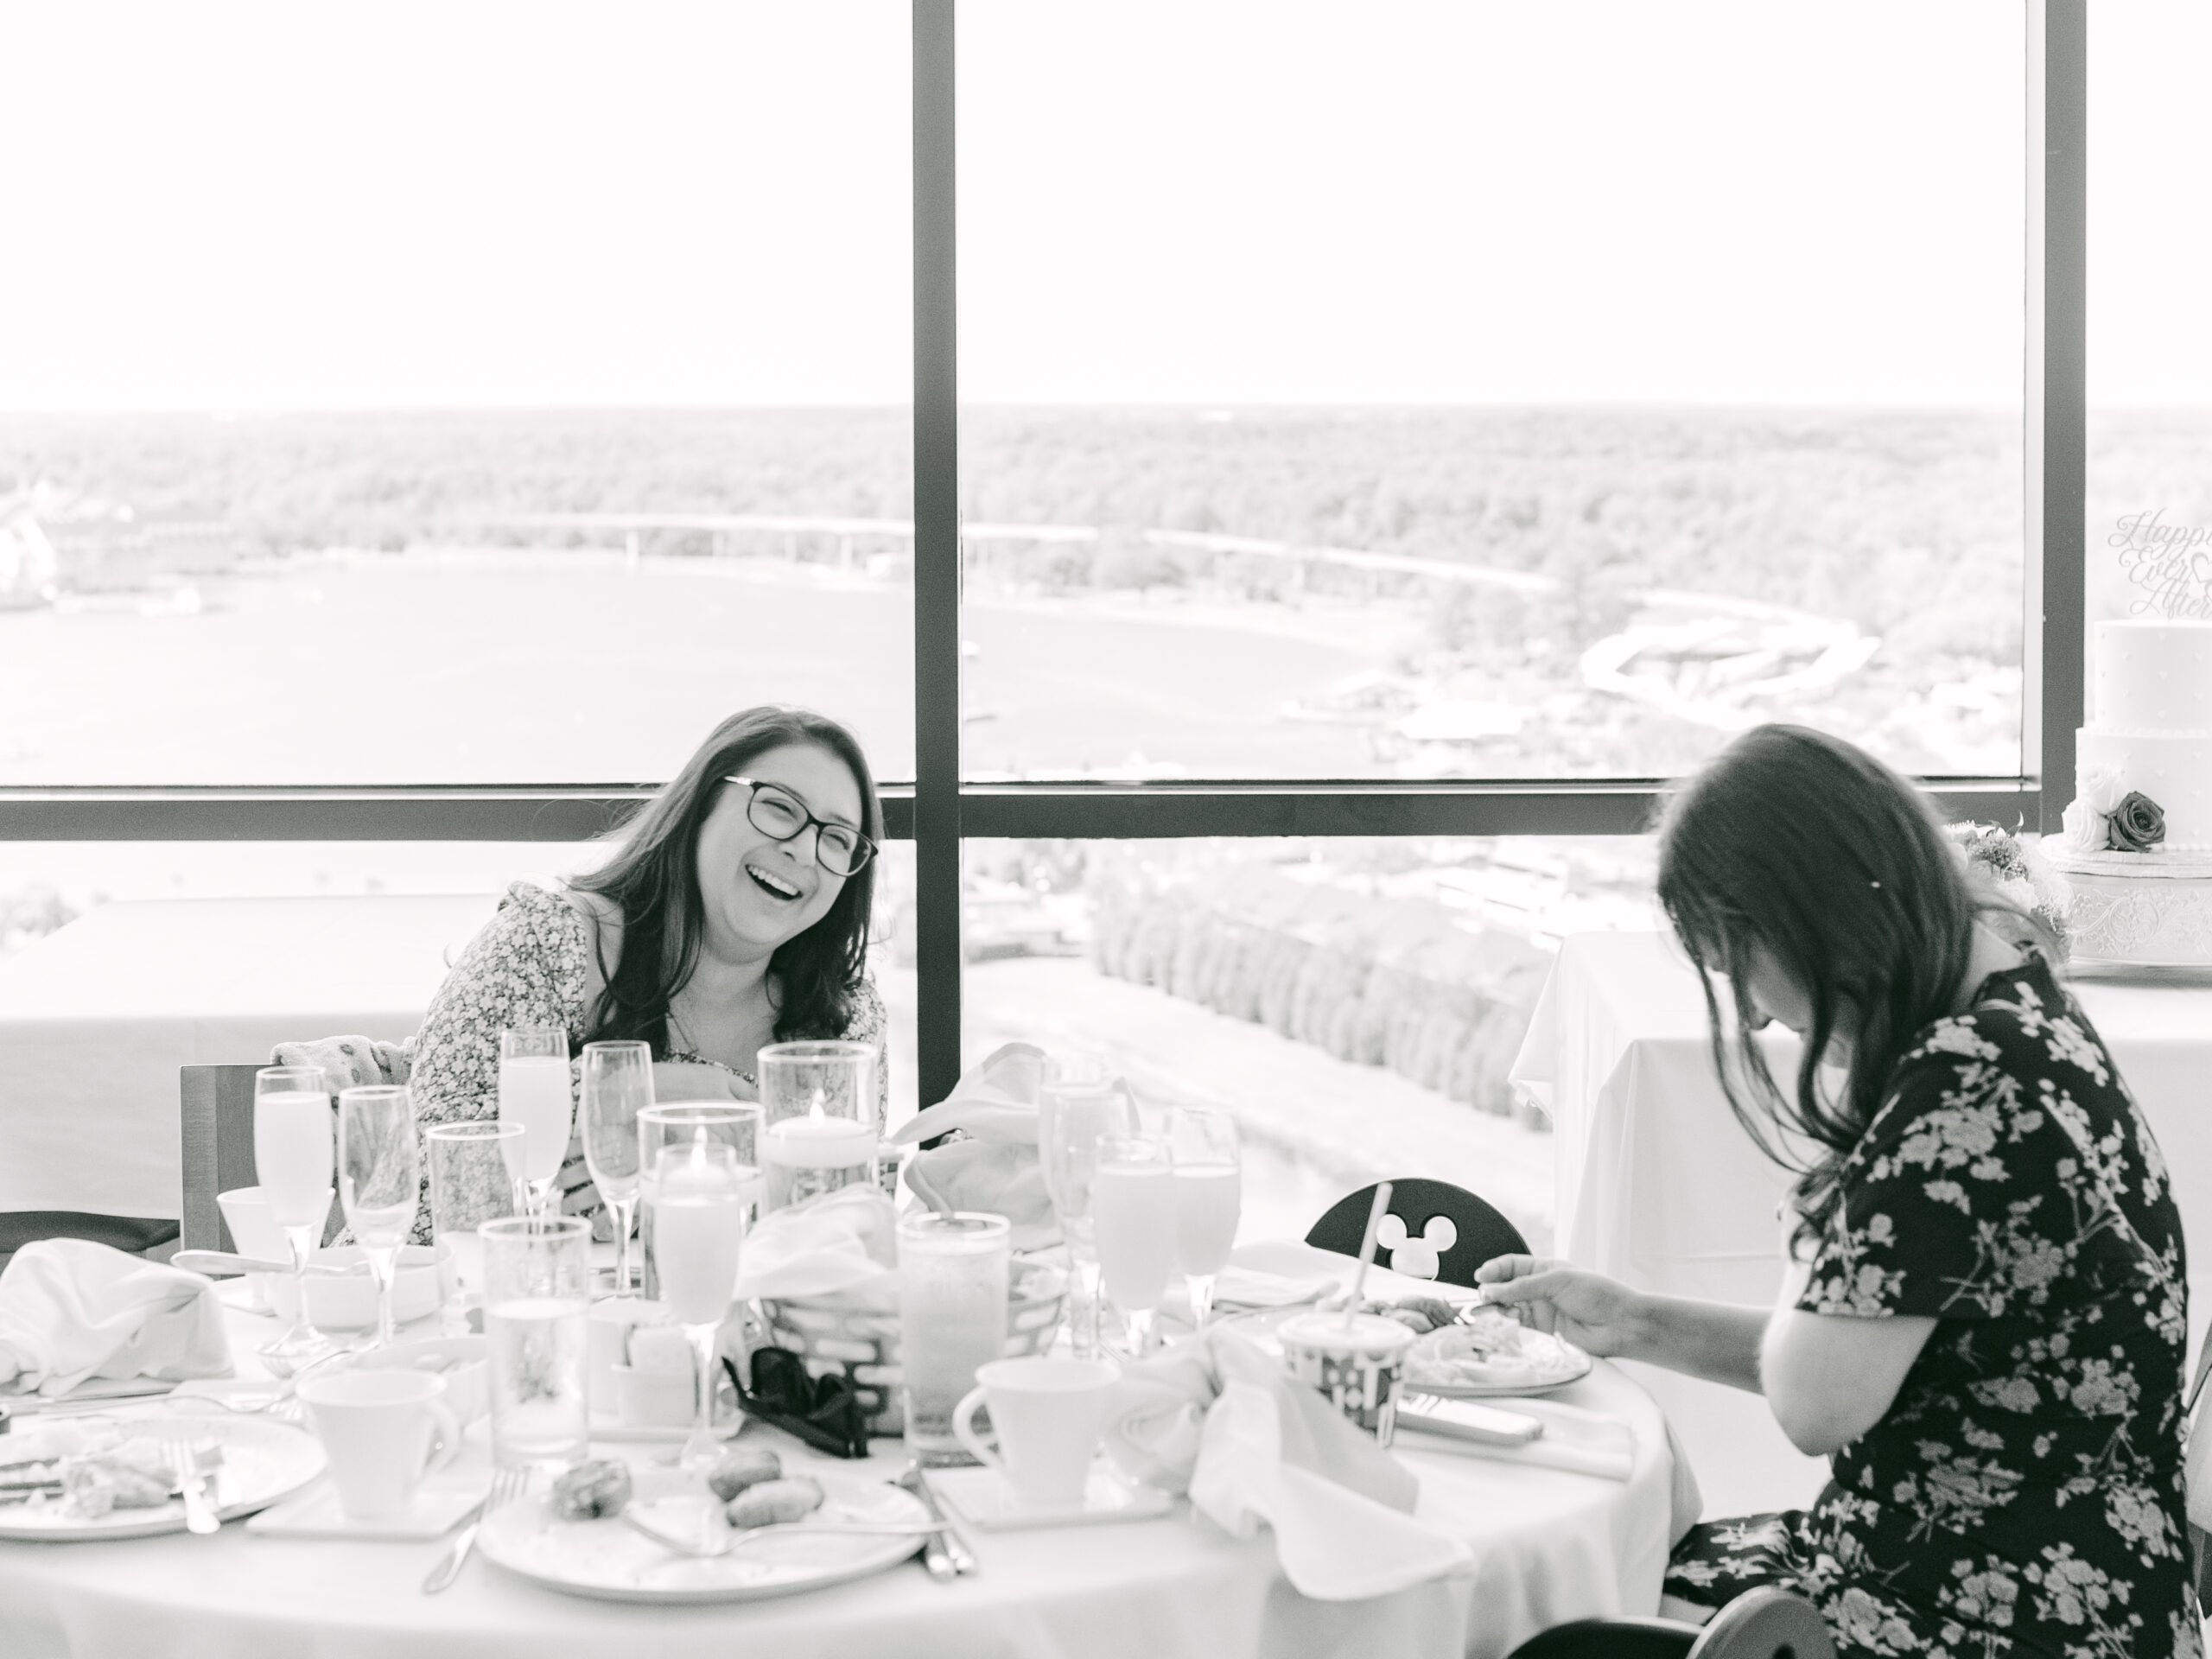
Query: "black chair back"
179 1063 266 1253
1504 1590 1834 1659
1304 1178 1528 1287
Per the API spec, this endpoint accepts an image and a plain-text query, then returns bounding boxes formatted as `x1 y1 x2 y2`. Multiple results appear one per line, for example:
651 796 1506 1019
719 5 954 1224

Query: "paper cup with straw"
1279 1184 1415 1443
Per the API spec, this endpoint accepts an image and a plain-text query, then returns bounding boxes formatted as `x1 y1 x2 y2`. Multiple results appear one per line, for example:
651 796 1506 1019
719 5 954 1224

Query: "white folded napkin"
733 1186 901 1307
890 1042 1059 1250
1108 1325 1470 1601
0 1240 232 1399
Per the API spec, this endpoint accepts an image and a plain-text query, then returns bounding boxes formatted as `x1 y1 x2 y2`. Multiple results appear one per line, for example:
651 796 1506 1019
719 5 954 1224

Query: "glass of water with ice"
481 1216 593 1468
897 1211 1010 1462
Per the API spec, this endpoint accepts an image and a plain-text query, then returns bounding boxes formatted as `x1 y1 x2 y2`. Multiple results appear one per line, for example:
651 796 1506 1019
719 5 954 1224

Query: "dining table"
0 1240 1688 1659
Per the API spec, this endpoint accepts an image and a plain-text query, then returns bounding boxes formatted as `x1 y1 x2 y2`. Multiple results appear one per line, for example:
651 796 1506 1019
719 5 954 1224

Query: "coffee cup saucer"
925 1459 1174 1531
245 1468 490 1541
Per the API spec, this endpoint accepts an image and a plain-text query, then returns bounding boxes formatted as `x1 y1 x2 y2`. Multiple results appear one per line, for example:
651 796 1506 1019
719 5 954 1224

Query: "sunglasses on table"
724 777 877 876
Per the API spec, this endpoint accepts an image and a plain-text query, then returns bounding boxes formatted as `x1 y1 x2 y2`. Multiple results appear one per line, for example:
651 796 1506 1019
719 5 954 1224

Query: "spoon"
173 1250 356 1278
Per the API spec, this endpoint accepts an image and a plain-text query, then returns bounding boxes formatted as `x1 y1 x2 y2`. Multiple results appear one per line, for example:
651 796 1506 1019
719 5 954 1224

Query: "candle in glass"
761 1097 876 1211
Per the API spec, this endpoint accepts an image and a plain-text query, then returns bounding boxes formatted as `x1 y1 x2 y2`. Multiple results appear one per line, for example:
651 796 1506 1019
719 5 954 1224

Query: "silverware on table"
620 1503 938 1560
422 1465 526 1594
895 1462 978 1579
167 1439 221 1535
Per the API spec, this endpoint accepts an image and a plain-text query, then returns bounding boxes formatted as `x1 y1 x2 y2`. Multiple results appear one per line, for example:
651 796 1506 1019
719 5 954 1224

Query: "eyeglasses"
724 777 877 877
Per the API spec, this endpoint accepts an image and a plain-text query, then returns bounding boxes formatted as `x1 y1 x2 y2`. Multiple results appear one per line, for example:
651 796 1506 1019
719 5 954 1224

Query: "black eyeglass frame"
723 775 879 876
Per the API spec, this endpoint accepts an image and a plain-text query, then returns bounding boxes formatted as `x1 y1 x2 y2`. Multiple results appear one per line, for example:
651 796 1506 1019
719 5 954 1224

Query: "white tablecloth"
0 1243 1681 1659
0 896 497 1219
1509 929 2212 1517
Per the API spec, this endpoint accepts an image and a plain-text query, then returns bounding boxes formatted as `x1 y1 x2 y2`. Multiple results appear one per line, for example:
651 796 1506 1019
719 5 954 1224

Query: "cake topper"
2108 510 2212 619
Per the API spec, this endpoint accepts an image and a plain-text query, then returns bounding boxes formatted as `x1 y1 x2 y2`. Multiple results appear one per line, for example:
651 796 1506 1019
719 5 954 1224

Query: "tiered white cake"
2048 619 2212 965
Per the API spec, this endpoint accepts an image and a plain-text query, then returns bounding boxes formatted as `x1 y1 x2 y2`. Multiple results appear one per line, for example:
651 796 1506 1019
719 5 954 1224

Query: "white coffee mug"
298 1370 461 1520
953 1356 1121 1510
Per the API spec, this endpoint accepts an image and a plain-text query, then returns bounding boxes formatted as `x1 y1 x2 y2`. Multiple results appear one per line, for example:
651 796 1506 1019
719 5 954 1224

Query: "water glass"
1038 1054 1137 1357
637 1103 764 1299
499 1027 572 1221
580 1041 654 1297
1167 1108 1243 1330
252 1065 334 1364
424 1121 524 1309
897 1211 1009 1461
337 1085 420 1349
480 1216 594 1468
1091 1135 1174 1357
652 1141 748 1473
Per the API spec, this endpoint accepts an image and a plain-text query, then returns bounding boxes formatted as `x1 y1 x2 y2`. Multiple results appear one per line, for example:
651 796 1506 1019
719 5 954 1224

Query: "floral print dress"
402 881 888 1236
1663 951 2196 1658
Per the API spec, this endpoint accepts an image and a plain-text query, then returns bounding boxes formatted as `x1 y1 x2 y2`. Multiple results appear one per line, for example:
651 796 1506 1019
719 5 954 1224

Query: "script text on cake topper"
2109 509 2212 619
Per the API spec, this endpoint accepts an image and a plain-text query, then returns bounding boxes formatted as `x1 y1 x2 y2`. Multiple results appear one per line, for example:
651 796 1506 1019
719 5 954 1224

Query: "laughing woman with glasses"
385 705 889 1233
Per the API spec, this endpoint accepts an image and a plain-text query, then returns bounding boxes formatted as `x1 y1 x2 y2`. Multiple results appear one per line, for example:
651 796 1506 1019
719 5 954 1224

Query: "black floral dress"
1664 952 2197 1658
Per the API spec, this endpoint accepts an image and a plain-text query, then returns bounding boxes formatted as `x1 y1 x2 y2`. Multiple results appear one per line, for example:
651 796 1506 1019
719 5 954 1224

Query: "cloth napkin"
889 1042 1059 1250
733 1186 900 1308
0 1241 232 1398
1108 1325 1470 1601
1399 1395 1637 1481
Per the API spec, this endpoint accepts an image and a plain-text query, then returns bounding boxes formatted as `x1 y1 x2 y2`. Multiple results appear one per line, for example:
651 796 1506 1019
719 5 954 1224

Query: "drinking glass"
337 1086 421 1349
897 1211 1010 1462
481 1216 594 1467
1091 1135 1175 1357
252 1065 335 1364
499 1027 572 1221
637 1103 764 1300
580 1041 654 1297
1038 1053 1137 1357
652 1141 748 1474
424 1120 524 1314
1167 1109 1243 1331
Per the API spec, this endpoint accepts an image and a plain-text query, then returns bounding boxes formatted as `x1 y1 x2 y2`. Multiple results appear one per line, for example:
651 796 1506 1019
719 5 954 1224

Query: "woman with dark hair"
1480 724 2194 1657
397 705 888 1228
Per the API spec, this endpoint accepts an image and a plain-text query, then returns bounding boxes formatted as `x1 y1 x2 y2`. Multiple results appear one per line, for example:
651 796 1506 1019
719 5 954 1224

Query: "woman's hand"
652 1061 758 1103
1473 1255 1651 1358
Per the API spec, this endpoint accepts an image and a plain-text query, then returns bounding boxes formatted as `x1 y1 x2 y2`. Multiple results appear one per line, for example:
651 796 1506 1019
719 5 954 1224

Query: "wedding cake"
2047 619 2212 965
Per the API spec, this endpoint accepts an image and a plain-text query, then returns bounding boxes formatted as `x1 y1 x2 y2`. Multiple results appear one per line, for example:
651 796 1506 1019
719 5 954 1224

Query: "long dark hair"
572 706 882 1054
1656 724 2005 1248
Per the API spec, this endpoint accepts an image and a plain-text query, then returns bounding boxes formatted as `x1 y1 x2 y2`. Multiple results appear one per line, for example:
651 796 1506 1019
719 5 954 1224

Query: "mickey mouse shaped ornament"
1377 1212 1458 1281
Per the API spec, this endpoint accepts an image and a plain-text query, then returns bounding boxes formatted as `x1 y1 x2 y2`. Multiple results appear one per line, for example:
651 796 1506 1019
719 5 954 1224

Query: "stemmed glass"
637 1103 765 1301
581 1041 653 1298
652 1140 749 1478
1039 1054 1137 1358
1168 1109 1243 1332
251 1065 335 1366
1091 1135 1175 1358
337 1085 421 1349
499 1027 571 1221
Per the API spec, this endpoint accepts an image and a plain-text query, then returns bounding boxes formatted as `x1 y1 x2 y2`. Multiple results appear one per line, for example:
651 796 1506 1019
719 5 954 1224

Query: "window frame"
0 1 2088 1113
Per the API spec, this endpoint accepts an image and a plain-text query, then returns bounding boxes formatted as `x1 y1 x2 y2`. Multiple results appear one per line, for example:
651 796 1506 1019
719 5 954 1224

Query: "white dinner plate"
477 1465 931 1603
1401 1351 1594 1399
1402 1322 1594 1398
0 1413 327 1541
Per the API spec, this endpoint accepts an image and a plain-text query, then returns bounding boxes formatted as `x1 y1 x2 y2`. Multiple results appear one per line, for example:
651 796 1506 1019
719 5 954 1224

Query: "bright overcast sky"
2 1 2204 410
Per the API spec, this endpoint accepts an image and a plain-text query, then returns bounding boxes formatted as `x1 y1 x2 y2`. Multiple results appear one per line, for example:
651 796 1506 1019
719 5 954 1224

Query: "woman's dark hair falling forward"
571 706 882 1052
1655 723 2027 1243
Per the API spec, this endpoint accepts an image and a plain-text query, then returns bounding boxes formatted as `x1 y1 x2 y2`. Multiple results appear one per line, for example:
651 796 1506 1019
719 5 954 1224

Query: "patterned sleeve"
403 884 588 1130
1797 1013 2079 1322
842 972 891 1122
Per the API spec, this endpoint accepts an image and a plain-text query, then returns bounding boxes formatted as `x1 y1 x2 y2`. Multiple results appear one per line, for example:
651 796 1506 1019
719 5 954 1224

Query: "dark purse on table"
726 1349 872 1460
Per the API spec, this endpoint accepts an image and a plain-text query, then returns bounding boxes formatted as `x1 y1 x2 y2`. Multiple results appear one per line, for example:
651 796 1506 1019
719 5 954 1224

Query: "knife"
896 1464 977 1578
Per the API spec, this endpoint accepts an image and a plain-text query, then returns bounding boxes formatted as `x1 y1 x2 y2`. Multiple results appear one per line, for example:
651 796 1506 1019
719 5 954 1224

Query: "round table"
0 1244 1685 1659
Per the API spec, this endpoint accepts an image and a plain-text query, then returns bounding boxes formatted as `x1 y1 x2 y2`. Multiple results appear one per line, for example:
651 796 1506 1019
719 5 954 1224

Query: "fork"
620 1504 940 1559
422 1465 526 1595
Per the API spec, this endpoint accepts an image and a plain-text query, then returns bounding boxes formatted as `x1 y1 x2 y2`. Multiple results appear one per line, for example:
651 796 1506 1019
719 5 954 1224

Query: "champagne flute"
499 1028 571 1221
580 1041 653 1298
1039 1053 1137 1357
1168 1108 1243 1331
338 1086 420 1349
652 1140 748 1478
252 1065 335 1364
1091 1135 1175 1357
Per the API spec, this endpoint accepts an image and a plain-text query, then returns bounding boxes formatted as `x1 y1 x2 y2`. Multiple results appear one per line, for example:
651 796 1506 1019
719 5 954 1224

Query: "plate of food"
476 1446 933 1603
0 1412 327 1541
1402 1307 1593 1398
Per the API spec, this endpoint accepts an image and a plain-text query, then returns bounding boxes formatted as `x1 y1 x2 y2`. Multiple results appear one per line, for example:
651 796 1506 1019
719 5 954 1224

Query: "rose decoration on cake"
2106 791 2167 852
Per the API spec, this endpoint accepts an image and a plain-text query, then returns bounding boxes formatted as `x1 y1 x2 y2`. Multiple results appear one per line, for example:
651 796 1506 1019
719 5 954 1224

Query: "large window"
1 4 2108 1233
